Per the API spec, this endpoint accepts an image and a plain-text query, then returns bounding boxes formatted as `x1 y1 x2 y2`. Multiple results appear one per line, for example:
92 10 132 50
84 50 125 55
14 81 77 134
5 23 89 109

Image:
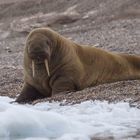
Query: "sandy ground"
0 0 140 107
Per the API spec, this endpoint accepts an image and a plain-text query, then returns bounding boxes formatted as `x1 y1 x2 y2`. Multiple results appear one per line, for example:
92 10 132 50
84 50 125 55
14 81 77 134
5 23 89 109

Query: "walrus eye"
45 59 50 76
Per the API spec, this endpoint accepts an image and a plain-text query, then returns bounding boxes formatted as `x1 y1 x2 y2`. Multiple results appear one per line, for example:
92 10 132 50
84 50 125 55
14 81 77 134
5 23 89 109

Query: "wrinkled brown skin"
16 27 140 103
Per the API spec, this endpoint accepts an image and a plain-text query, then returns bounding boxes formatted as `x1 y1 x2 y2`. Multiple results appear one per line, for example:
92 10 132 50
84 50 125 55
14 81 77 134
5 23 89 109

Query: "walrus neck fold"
49 35 74 72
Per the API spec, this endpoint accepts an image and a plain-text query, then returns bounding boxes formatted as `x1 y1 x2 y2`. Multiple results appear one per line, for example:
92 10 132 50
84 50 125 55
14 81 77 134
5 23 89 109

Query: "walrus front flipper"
51 77 76 95
15 83 45 104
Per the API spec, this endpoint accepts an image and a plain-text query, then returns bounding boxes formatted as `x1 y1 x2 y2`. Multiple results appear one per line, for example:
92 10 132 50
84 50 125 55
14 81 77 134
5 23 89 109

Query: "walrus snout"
27 41 51 58
31 58 50 78
28 49 50 78
28 47 48 59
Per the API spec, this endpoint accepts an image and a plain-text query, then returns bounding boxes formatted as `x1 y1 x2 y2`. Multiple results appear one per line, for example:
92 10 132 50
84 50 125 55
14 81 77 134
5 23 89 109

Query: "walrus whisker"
45 59 50 76
32 60 35 78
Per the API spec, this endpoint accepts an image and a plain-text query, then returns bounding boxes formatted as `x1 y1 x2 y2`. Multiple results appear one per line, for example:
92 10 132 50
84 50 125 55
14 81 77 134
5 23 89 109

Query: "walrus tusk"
32 60 35 78
45 59 50 76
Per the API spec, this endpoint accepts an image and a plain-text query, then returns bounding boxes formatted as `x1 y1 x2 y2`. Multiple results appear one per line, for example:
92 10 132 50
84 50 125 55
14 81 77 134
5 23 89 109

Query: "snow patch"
0 96 140 140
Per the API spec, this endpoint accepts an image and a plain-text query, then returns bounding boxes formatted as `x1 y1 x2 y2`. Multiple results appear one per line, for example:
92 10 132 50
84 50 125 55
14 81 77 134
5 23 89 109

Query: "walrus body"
16 27 140 103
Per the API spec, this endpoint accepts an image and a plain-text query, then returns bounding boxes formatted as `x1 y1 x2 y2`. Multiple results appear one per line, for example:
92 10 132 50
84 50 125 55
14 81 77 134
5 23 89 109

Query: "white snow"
0 96 140 140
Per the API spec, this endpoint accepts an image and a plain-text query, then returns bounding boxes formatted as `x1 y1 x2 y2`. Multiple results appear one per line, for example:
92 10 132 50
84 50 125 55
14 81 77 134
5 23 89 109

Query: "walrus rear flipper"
15 83 45 104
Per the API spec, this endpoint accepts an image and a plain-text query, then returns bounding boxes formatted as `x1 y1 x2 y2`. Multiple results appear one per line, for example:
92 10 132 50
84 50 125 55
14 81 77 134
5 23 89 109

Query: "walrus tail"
119 53 140 79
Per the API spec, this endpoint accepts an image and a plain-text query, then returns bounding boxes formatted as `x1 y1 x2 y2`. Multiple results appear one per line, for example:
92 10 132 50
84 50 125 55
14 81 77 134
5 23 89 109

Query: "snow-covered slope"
0 96 140 140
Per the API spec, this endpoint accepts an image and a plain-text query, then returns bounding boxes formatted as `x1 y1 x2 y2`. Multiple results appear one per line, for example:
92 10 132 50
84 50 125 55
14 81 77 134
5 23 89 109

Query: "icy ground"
0 97 140 140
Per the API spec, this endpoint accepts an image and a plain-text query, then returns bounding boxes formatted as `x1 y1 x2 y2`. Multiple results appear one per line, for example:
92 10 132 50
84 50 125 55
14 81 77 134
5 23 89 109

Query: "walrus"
16 27 140 103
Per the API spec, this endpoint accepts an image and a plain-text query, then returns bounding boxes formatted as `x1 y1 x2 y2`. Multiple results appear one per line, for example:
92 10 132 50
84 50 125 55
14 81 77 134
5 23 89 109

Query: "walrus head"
26 33 51 78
